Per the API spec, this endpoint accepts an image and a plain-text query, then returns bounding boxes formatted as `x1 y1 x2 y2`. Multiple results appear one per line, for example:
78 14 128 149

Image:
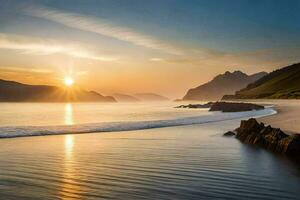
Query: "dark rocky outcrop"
209 102 264 112
176 102 264 112
235 118 300 158
175 102 214 109
223 131 236 136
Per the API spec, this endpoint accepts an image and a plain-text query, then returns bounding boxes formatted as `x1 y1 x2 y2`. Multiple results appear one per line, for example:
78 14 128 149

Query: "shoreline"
0 100 297 139
0 105 275 139
231 99 300 134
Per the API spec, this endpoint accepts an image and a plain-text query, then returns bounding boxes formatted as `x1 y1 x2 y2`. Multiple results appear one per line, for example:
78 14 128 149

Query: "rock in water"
175 102 214 109
176 102 263 112
223 131 236 136
235 118 300 158
284 134 300 157
209 102 264 112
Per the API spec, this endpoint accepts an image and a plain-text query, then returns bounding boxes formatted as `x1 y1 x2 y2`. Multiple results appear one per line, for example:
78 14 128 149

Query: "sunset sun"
64 77 74 86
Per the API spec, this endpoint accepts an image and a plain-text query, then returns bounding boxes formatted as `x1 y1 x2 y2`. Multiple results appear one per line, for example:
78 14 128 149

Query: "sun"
64 77 74 86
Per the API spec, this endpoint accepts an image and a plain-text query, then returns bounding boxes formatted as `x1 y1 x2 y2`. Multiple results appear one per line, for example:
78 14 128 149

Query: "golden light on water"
64 135 74 159
64 103 74 125
65 135 74 153
60 135 82 199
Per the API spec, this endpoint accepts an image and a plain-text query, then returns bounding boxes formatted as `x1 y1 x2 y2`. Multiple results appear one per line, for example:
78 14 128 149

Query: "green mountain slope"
223 63 300 99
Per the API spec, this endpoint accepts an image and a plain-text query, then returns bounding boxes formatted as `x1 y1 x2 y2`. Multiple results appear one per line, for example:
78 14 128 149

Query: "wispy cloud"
24 4 184 55
150 57 164 62
0 66 53 73
0 33 117 61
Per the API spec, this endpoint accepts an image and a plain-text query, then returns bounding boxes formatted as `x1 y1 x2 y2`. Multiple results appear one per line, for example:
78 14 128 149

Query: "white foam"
0 108 277 138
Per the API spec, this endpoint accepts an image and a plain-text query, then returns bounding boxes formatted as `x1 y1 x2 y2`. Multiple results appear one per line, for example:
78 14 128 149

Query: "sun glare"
64 77 74 86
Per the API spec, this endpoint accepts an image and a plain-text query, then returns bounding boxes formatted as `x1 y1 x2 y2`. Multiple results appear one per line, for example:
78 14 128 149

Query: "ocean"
0 102 275 138
0 102 299 199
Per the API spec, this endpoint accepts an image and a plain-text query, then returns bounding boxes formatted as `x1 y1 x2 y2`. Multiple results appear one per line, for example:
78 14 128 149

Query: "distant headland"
0 79 116 102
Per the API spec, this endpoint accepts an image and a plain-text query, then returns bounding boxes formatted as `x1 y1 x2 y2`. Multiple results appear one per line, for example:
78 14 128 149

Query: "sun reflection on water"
65 135 74 158
58 135 83 199
64 103 74 125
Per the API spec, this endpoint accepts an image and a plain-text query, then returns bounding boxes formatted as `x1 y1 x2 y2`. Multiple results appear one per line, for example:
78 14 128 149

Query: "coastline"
231 99 300 134
0 100 294 139
0 106 275 139
259 102 300 134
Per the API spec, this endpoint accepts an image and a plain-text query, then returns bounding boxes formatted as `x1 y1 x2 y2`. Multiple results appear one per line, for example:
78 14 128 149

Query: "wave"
0 108 276 138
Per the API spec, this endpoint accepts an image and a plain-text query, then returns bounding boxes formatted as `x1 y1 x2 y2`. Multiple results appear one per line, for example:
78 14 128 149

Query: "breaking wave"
0 107 276 138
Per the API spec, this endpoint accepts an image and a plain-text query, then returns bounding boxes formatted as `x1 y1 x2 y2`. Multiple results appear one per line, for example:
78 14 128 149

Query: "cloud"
150 57 164 62
19 4 300 74
24 4 184 55
0 66 53 74
154 45 300 71
0 66 55 85
0 33 117 61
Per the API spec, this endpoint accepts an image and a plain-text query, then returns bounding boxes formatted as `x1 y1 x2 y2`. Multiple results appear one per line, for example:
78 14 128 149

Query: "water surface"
0 102 299 199
0 102 275 138
0 120 300 199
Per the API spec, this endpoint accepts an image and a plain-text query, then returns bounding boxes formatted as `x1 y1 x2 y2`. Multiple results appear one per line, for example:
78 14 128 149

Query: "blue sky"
2 0 300 51
0 0 300 97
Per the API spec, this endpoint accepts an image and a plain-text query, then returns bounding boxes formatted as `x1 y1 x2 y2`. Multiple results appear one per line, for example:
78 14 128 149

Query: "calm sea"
0 102 299 199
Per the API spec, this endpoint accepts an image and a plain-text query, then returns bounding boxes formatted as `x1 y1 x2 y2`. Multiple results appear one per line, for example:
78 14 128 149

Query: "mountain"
223 63 300 99
0 79 116 102
113 93 140 102
182 71 267 101
134 93 169 101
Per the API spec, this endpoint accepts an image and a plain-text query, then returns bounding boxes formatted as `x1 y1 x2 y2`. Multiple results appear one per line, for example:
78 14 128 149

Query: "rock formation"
235 118 300 157
209 102 264 112
223 131 236 136
176 102 264 112
175 102 214 108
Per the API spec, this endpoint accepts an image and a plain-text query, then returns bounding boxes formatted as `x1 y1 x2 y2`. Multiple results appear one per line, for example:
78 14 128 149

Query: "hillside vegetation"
223 63 300 99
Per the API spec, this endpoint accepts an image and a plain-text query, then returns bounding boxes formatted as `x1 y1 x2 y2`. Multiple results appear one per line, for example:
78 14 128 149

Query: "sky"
0 0 300 98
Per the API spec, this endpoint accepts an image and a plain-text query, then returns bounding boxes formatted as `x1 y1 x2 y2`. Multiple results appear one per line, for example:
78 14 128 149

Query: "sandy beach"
238 100 300 134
